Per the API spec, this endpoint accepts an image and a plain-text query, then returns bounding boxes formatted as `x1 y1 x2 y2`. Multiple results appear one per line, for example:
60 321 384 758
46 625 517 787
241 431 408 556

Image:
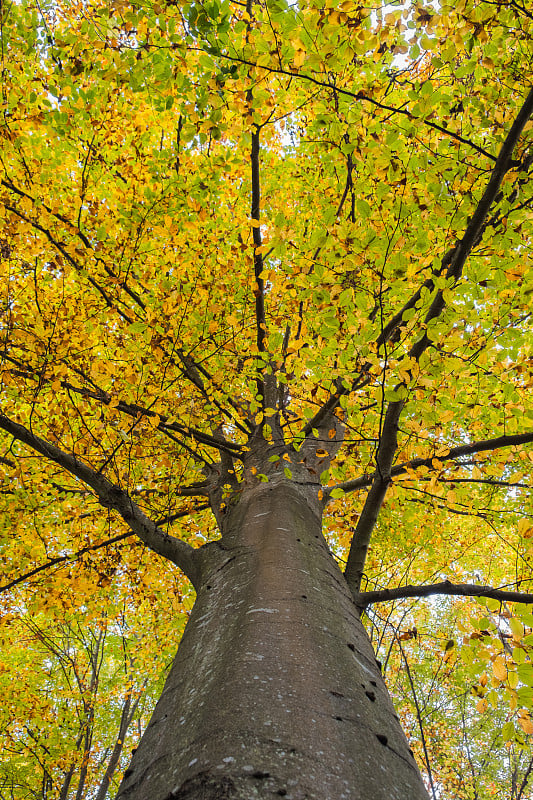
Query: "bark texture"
116 476 429 800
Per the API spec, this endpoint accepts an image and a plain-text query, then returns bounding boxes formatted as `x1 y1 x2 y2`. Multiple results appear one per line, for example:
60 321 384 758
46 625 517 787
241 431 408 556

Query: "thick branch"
409 85 533 361
332 430 533 496
343 399 402 592
302 375 369 439
358 580 533 609
0 414 202 587
342 88 533 592
447 88 533 277
304 87 533 435
250 126 268 406
0 532 132 593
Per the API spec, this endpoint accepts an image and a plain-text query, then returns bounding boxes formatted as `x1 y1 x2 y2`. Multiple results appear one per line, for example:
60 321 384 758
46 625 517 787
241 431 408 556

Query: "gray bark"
116 475 429 800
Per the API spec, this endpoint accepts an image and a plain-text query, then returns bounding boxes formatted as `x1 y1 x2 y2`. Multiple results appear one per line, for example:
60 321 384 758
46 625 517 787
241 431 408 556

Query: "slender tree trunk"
95 688 142 800
116 477 429 800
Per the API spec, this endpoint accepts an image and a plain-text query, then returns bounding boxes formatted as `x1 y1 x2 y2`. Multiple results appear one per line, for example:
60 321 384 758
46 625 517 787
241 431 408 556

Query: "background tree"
1 0 533 797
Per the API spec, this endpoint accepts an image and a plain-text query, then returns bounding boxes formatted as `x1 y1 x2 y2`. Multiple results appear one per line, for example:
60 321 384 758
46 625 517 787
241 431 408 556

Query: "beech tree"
1 0 533 797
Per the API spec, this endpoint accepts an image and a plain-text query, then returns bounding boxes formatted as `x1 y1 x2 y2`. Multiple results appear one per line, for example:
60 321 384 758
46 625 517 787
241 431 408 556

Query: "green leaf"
502 721 515 742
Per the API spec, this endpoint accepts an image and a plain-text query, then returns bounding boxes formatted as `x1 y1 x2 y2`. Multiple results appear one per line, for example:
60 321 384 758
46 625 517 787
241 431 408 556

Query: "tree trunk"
116 477 430 799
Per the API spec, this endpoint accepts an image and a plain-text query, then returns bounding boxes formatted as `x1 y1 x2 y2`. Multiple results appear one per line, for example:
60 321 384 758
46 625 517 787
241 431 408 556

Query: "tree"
0 0 533 796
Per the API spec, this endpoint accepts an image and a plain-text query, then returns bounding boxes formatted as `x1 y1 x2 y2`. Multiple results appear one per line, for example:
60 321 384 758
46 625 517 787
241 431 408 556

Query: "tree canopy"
0 0 533 797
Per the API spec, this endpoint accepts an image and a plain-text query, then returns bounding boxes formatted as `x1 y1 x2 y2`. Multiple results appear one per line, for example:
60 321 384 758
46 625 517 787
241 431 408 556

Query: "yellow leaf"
290 37 306 51
476 698 487 713
518 717 533 735
509 618 523 639
492 656 507 682
293 49 306 68
508 671 518 690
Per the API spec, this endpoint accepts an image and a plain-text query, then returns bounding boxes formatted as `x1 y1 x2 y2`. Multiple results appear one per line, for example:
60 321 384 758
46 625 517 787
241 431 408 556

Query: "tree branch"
0 414 203 587
204 51 497 161
0 531 132 593
358 580 533 609
343 399 402 591
303 86 533 437
2 202 125 317
331 430 533 496
251 127 266 354
342 87 533 592
1 181 252 437
3 356 243 456
0 503 210 594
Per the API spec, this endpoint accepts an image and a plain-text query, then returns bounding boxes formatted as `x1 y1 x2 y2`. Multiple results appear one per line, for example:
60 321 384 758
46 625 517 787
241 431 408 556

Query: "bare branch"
358 580 533 609
396 637 438 800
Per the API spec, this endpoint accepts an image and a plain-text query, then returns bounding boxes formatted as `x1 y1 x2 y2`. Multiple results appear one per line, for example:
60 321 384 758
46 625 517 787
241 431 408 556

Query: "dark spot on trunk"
330 690 344 698
206 584 212 590
123 768 133 779
252 770 270 779
276 790 287 796
165 773 235 799
347 642 355 652
365 690 376 701
370 680 377 687
376 734 388 746
301 594 307 599
334 715 343 721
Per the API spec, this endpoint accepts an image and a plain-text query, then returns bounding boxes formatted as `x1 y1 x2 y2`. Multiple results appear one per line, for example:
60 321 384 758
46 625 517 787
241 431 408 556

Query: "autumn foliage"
1 0 533 797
